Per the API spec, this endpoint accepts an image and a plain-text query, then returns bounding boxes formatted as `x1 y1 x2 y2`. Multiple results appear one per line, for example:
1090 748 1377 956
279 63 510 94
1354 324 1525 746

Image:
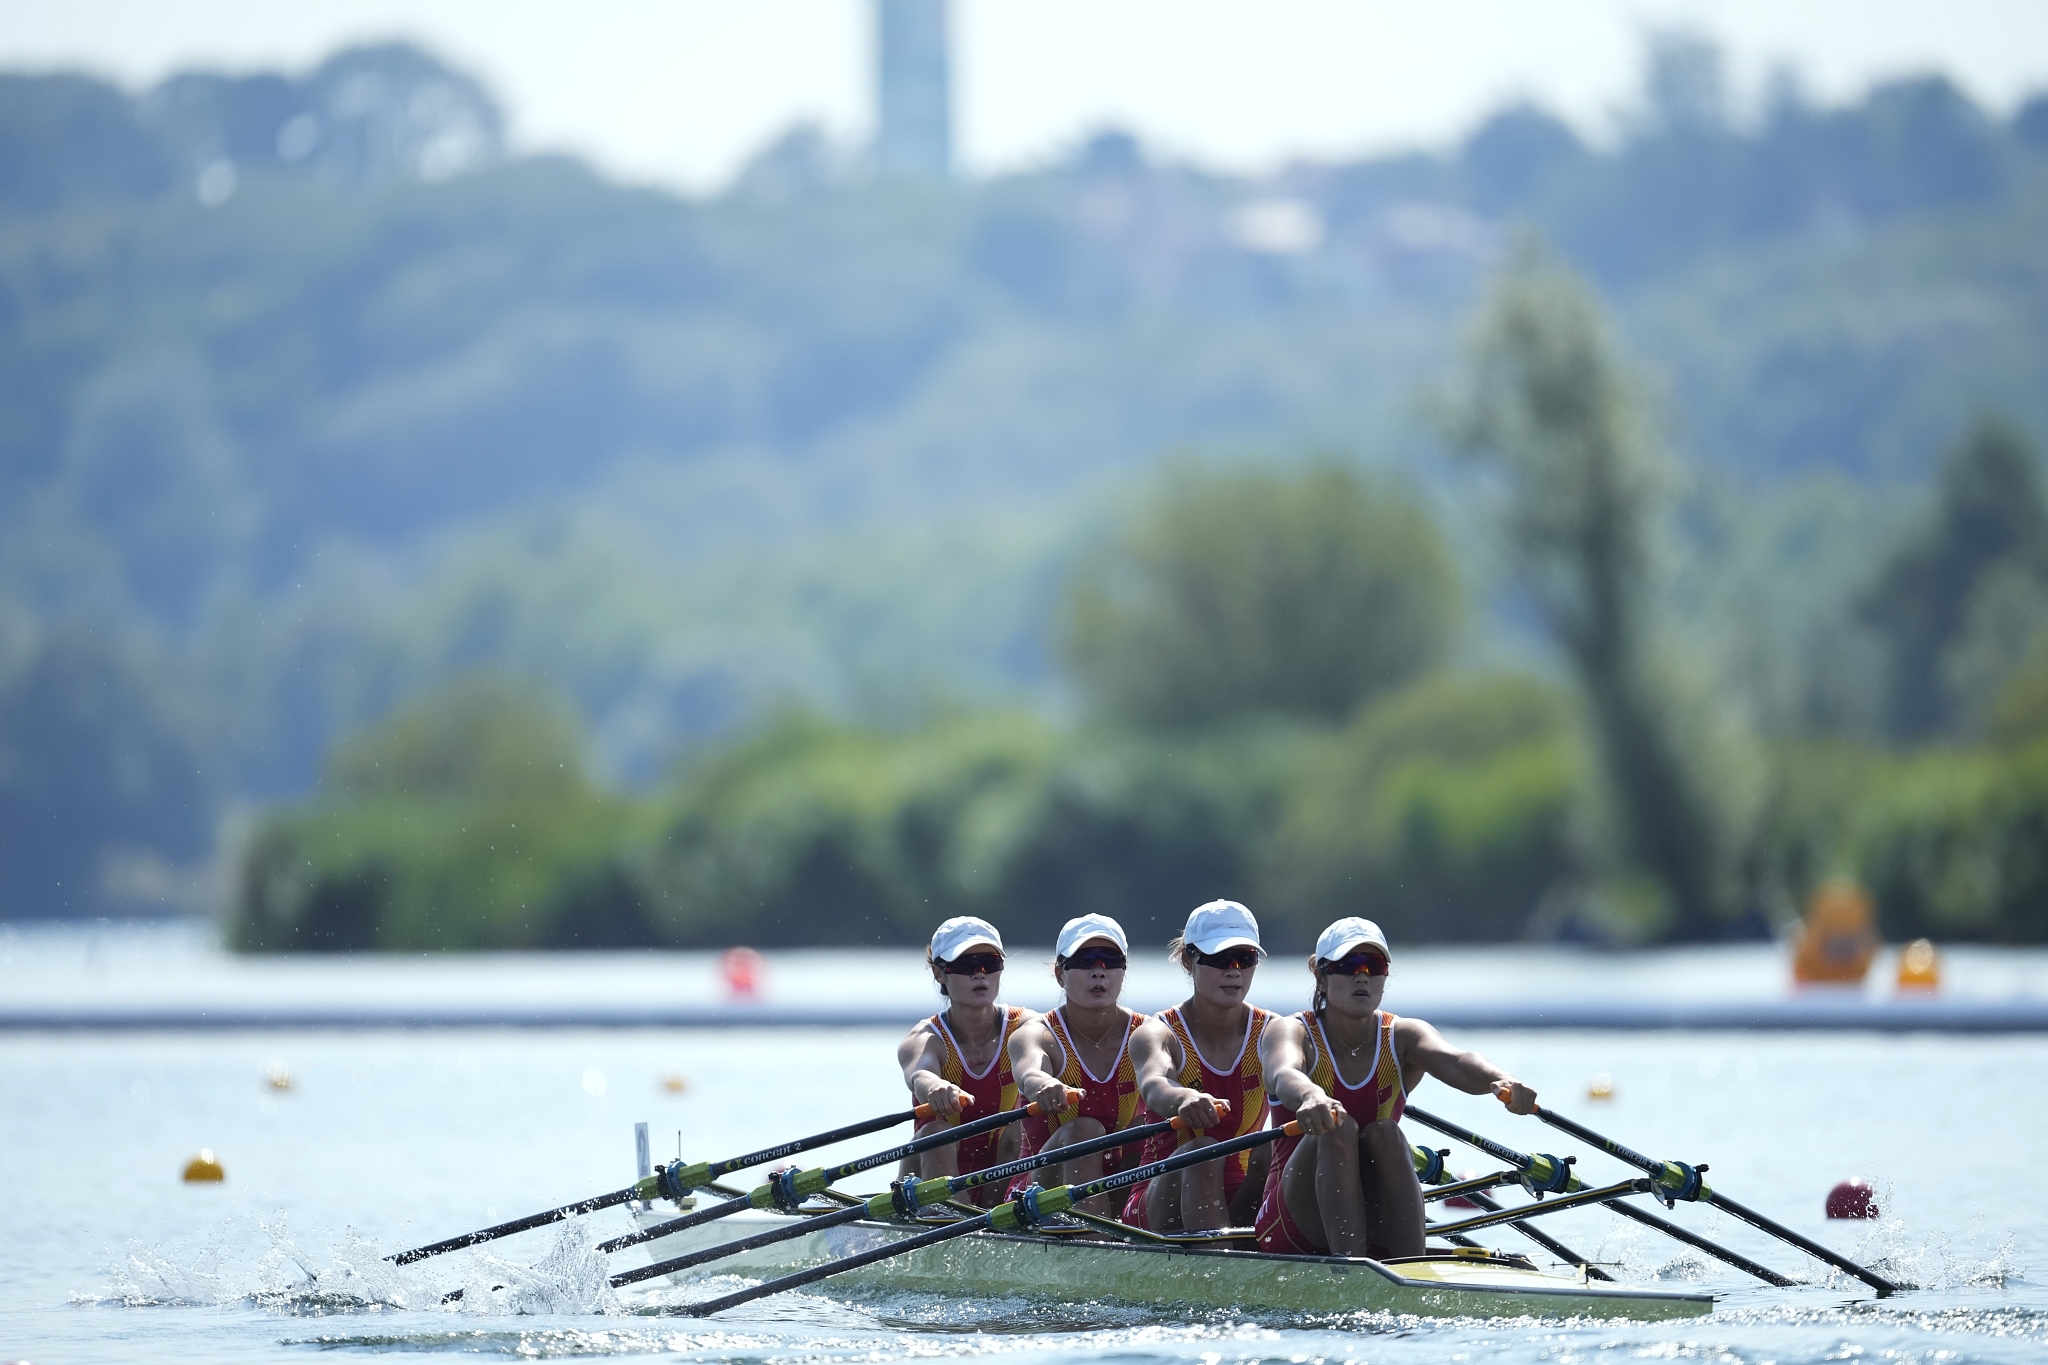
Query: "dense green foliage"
1062 463 1458 728
9 36 2048 933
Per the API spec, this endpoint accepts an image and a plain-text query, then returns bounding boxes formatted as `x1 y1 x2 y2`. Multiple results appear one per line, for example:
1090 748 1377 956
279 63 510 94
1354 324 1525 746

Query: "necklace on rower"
1067 1011 1120 1049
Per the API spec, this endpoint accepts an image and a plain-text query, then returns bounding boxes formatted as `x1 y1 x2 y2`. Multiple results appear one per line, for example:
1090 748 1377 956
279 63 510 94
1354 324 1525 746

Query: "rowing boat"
624 1204 1715 1320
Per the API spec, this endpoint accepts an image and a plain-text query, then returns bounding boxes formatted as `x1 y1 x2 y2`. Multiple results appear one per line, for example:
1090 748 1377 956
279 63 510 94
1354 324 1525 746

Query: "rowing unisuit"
1014 1004 1149 1180
1256 1007 1405 1253
929 1004 1027 1172
1124 1002 1273 1224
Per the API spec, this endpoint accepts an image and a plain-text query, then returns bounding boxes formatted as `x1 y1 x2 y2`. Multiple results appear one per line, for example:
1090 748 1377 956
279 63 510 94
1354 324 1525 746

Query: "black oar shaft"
1428 1180 1648 1239
1409 1104 1795 1290
1604 1200 1795 1287
1709 1191 1899 1295
1530 1105 1901 1296
685 1213 990 1317
389 1103 932 1265
392 1188 637 1265
600 1100 1038 1254
619 1115 1182 1283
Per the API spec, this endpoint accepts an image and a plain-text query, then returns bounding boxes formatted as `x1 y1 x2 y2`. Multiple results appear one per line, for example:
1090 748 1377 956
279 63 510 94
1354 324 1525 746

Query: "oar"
614 1107 1218 1287
594 1093 1068 1256
1428 1178 1651 1239
674 1118 1302 1317
1409 1143 1613 1279
389 1100 949 1265
1407 1105 1794 1288
1528 1103 1902 1296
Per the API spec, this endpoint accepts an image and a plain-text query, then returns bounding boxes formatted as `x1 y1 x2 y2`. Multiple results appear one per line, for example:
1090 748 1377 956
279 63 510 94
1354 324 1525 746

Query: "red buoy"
720 946 765 1000
1825 1178 1879 1219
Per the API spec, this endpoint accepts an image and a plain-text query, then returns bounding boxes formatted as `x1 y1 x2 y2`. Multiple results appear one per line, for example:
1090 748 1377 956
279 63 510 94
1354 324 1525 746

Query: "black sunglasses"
1060 947 1127 971
1323 951 1390 977
942 951 1005 976
1193 947 1261 971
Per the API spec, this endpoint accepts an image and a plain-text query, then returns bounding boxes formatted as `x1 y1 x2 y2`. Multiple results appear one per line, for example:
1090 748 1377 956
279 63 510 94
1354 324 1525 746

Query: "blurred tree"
1861 418 2048 739
324 673 588 801
1060 462 1459 729
0 624 212 917
1443 249 1750 939
1261 673 1588 944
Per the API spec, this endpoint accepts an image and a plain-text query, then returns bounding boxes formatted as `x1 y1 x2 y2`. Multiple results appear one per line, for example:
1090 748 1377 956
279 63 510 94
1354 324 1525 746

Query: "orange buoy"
1896 938 1941 992
1826 1178 1879 1219
720 946 765 1000
1791 879 1879 986
1587 1073 1615 1101
660 1072 689 1095
183 1149 225 1183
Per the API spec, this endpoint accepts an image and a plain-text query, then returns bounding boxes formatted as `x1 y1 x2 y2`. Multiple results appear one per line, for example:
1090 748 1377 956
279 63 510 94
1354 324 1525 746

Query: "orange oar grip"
913 1102 935 1120
1282 1120 1304 1136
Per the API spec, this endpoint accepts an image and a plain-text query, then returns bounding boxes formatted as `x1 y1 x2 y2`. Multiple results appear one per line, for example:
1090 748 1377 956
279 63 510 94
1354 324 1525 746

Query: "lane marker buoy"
183 1149 225 1183
1825 1178 1878 1219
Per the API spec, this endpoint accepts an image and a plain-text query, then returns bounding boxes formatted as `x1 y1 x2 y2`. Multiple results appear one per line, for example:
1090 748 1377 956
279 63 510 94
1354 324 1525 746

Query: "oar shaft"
1530 1105 1900 1296
391 1188 636 1264
683 1212 991 1317
389 1102 935 1266
619 1116 1184 1280
1708 1191 1899 1295
1428 1180 1648 1239
601 1100 1040 1254
1405 1106 1581 1193
1604 1200 1794 1287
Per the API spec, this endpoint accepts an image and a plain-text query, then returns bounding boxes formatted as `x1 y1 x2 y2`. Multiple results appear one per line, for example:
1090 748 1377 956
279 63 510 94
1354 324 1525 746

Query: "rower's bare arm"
1399 1017 1537 1113
896 1023 973 1119
1258 1016 1344 1135
1007 1017 1069 1112
1131 1020 1227 1129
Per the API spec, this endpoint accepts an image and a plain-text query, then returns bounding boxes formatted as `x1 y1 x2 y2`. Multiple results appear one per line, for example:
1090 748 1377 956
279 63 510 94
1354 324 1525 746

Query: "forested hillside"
4 36 2046 922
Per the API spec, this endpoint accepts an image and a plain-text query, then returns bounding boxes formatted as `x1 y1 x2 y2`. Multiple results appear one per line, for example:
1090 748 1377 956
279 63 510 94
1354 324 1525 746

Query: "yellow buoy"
1791 879 1880 986
1896 938 1941 992
1587 1073 1616 1101
264 1059 293 1091
660 1072 689 1095
183 1149 225 1183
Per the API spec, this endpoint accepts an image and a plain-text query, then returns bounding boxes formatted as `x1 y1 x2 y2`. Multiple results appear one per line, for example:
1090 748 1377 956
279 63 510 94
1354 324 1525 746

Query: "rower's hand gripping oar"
677 1117 1302 1318
597 1090 1080 1255
1407 1105 1796 1288
388 1100 950 1265
1526 1102 1904 1296
614 1104 1226 1287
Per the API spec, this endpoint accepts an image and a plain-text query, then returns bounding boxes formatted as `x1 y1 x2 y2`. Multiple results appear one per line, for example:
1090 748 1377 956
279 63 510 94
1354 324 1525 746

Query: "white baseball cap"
1055 913 1129 959
929 916 1003 963
1315 917 1390 963
1183 900 1262 955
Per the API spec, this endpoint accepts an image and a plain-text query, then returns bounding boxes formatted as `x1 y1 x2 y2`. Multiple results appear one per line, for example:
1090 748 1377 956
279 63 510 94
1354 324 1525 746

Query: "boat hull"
627 1206 1714 1320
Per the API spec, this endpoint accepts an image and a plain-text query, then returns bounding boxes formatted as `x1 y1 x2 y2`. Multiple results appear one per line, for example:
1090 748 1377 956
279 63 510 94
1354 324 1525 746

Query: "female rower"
1126 899 1275 1232
896 916 1034 1205
1256 917 1538 1259
1008 913 1148 1213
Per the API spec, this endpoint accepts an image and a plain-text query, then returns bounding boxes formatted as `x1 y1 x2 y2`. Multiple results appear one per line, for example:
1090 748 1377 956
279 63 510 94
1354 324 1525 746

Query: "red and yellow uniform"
929 1005 1028 1174
1013 1006 1148 1188
1120 1005 1273 1228
1255 1009 1407 1255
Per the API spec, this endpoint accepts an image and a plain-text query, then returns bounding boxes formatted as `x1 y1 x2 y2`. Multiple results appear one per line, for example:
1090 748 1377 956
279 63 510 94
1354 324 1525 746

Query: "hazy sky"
5 0 2045 191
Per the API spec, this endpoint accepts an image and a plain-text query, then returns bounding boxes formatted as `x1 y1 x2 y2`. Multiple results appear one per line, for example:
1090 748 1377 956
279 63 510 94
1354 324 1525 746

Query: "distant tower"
873 0 951 178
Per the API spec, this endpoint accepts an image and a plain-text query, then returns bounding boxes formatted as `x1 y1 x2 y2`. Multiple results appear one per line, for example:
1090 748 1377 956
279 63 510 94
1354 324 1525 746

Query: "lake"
2 925 2043 1363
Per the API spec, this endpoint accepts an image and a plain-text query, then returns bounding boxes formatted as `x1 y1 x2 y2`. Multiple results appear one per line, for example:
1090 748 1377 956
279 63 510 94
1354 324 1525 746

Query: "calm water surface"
2 936 2043 1363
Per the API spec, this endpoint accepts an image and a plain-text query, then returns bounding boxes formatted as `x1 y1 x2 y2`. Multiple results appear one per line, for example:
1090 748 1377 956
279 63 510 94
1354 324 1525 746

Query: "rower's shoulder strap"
1242 1006 1273 1077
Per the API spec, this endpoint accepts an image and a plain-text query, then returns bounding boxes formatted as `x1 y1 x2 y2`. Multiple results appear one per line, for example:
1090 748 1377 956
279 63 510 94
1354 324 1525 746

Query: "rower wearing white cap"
896 916 1035 1205
1007 913 1148 1213
1123 899 1275 1233
1256 917 1539 1260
